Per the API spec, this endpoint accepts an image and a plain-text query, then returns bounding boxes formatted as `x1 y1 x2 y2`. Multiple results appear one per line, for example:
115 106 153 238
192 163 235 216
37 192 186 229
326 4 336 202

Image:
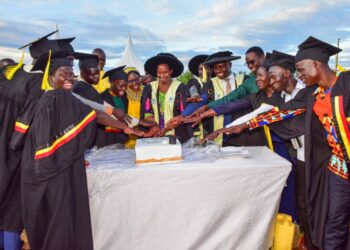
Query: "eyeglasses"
128 78 141 84
245 59 257 66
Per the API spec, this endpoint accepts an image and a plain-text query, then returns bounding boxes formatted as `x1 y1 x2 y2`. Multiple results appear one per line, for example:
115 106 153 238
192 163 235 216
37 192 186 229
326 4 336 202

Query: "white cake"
135 137 182 164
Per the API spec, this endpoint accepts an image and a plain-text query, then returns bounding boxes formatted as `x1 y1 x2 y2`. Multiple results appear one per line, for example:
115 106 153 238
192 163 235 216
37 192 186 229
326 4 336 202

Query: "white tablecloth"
86 146 291 250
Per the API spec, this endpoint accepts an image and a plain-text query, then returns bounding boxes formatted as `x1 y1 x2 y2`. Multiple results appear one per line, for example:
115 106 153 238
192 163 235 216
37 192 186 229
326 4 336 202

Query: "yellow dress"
93 70 111 94
125 86 143 148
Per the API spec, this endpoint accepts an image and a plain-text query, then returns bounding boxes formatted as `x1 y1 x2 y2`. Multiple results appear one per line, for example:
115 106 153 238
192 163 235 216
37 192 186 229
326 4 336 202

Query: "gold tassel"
41 50 53 90
3 50 25 80
263 125 274 151
201 65 207 83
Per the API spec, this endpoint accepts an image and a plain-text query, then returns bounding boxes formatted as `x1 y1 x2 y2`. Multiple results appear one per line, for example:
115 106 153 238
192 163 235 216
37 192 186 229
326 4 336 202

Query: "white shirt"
281 79 306 161
281 79 306 102
220 75 237 95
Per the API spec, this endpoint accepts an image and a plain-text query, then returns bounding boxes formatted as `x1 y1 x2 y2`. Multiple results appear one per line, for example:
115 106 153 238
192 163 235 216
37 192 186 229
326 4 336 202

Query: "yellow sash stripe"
35 111 96 157
334 96 350 158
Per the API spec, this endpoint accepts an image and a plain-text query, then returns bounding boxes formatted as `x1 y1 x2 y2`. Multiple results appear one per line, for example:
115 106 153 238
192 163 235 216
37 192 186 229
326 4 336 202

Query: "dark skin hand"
164 115 185 131
112 108 132 124
185 109 217 127
187 104 209 119
201 123 248 143
95 110 144 136
186 96 203 103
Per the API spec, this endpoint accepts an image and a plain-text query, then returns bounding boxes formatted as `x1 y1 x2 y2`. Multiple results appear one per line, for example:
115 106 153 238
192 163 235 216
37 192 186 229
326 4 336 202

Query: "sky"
1 0 350 73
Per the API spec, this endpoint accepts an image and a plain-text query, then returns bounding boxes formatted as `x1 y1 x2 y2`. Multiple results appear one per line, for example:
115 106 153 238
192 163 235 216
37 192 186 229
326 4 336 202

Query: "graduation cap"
204 51 241 66
262 52 272 69
188 55 208 77
295 36 342 63
103 65 127 81
144 53 184 78
270 50 295 72
55 37 75 54
32 50 73 90
74 52 99 70
19 30 60 59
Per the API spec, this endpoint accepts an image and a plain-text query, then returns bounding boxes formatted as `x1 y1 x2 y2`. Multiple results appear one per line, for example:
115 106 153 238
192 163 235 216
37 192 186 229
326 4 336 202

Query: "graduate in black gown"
0 30 66 250
73 52 131 148
100 66 129 145
21 50 144 250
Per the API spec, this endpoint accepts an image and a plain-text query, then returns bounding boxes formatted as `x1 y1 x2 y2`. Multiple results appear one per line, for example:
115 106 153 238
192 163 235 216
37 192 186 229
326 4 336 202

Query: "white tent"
115 34 145 75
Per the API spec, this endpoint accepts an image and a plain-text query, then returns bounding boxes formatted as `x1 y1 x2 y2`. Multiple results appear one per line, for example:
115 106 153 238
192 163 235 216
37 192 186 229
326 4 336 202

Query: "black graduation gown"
21 89 96 250
73 80 107 148
225 91 284 147
100 90 129 145
140 82 193 143
279 85 333 248
0 67 42 232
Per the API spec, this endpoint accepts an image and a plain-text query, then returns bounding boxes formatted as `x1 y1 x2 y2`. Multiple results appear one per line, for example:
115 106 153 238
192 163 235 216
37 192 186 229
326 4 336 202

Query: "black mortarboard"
55 37 75 54
19 30 60 59
74 52 99 70
144 53 184 77
270 50 295 72
103 65 127 81
188 55 208 77
32 50 72 75
204 51 241 66
262 52 272 68
295 36 342 63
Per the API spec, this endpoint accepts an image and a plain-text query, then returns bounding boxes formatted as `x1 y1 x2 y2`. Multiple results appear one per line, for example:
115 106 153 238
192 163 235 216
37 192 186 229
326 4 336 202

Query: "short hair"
246 46 264 57
92 48 106 56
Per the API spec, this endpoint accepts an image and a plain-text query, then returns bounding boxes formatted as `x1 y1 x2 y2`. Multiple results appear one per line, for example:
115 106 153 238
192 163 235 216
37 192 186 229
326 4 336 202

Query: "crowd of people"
0 29 349 250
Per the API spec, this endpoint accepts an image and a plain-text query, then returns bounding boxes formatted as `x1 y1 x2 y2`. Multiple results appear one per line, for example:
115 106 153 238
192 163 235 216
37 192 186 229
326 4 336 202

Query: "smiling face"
81 67 100 85
295 59 319 87
256 66 270 90
213 62 231 79
245 52 264 74
110 79 127 97
268 65 289 92
127 72 141 92
49 66 75 90
157 64 173 84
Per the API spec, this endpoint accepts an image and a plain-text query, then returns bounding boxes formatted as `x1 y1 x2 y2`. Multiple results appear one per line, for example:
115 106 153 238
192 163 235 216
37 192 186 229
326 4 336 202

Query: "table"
86 146 291 250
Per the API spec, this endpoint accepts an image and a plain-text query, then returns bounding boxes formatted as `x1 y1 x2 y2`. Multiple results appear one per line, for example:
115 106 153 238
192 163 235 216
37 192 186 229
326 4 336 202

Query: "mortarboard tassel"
3 50 25 80
41 50 53 90
201 65 207 83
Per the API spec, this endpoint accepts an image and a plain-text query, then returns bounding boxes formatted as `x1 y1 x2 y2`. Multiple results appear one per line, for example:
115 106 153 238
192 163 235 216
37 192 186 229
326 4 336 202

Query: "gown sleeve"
30 90 97 181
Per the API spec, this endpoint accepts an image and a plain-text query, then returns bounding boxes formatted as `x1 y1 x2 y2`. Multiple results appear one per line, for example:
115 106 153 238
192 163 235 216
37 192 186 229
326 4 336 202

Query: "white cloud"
145 0 174 15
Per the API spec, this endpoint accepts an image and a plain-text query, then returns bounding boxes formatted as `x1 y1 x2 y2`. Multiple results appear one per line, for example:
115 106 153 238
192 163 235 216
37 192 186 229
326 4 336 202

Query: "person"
92 48 110 93
141 53 192 143
0 58 15 72
293 37 350 249
188 47 265 118
204 51 309 236
73 53 131 147
0 30 65 250
20 50 143 250
165 51 241 145
100 66 131 145
218 37 349 249
124 67 145 148
187 54 282 149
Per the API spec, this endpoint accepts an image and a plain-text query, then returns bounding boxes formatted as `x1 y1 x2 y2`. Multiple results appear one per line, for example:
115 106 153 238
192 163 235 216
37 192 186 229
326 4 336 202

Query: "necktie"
225 78 231 94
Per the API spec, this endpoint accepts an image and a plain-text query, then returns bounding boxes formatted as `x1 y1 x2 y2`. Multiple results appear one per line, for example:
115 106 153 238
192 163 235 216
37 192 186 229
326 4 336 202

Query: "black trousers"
323 171 350 250
295 160 317 249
